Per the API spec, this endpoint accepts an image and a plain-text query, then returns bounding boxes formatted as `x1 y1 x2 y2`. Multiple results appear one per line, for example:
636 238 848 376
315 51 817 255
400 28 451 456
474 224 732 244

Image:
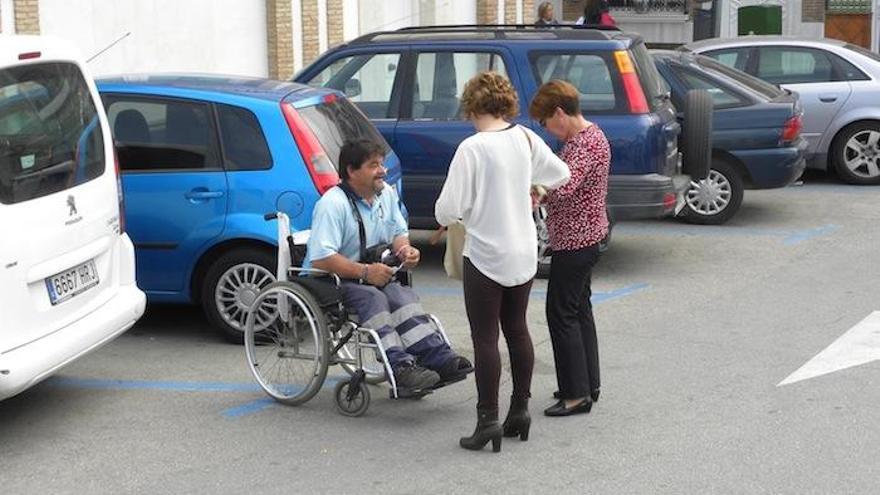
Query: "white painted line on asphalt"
778 311 880 386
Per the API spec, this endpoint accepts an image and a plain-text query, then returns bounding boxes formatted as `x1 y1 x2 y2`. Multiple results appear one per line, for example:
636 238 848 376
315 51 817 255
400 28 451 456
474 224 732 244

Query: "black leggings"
462 257 534 411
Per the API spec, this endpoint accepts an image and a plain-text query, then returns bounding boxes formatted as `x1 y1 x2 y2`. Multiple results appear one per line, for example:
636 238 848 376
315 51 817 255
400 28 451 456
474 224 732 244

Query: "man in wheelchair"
304 139 474 393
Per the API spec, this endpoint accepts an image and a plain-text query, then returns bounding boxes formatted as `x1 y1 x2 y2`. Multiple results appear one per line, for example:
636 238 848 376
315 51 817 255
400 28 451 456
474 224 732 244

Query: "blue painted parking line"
45 376 263 393
615 223 839 245
222 397 277 418
418 283 650 302
782 224 840 245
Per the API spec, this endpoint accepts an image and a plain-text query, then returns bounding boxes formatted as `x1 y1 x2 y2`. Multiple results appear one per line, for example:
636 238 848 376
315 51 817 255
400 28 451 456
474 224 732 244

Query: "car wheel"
201 248 277 343
681 90 713 181
831 122 880 185
678 158 743 225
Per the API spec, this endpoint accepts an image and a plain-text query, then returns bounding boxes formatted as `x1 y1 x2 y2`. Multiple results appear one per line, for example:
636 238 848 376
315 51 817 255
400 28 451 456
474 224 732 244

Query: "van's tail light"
614 51 649 114
781 114 802 144
114 150 126 234
281 102 339 194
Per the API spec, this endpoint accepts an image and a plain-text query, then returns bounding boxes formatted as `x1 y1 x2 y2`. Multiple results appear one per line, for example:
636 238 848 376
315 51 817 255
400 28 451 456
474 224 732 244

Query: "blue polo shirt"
303 183 408 268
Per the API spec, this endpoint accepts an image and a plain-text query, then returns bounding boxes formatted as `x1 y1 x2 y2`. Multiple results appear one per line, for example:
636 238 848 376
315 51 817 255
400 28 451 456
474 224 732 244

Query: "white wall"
39 0 268 77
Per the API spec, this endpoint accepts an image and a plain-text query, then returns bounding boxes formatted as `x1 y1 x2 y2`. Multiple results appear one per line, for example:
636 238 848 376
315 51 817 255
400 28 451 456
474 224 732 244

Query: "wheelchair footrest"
391 387 433 400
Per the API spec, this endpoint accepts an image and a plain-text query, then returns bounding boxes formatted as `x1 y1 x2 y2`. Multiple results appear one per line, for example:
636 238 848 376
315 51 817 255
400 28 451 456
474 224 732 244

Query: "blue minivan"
295 25 701 230
98 75 404 341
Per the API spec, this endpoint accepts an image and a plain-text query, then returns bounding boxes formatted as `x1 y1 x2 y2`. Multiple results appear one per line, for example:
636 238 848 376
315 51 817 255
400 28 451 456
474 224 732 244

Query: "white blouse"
435 125 570 287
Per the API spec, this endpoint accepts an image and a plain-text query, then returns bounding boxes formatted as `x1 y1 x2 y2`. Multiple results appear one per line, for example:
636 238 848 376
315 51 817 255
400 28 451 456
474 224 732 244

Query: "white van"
0 35 145 400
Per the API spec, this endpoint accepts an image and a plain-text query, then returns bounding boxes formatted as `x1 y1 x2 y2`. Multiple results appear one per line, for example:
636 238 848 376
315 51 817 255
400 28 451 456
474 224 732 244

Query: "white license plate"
45 260 100 305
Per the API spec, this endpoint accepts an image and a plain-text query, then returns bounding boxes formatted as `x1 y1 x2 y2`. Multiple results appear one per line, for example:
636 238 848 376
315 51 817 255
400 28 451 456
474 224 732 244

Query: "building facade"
0 0 534 78
0 0 877 79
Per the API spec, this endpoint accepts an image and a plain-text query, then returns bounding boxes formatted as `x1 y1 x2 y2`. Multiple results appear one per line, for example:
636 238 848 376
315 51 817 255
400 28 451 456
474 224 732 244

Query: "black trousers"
462 257 534 411
546 244 601 400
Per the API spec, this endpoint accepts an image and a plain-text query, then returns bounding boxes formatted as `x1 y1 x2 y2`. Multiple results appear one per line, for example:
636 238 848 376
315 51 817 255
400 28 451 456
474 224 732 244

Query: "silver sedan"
684 36 880 184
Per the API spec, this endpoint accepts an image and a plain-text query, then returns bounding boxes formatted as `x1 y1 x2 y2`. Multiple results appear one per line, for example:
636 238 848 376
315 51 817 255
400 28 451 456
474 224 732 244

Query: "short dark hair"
529 79 581 121
338 139 385 180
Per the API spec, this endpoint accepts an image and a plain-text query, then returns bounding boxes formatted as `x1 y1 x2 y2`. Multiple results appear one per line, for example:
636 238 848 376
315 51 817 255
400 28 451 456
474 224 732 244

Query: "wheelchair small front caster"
334 377 370 417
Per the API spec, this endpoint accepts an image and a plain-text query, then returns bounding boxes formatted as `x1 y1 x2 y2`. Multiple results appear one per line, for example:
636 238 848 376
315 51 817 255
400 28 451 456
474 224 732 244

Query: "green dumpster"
738 5 782 35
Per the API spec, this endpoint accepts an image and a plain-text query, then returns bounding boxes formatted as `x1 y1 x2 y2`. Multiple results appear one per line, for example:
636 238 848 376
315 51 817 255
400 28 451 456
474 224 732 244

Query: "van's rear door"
0 60 121 353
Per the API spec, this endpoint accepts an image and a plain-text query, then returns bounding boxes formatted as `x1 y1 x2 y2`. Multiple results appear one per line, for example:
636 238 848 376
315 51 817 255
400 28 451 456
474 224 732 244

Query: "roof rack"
396 24 621 32
349 23 623 45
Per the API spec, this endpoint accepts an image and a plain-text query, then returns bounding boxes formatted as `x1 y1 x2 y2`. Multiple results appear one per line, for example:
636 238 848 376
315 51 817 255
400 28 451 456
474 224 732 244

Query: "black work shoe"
438 355 475 382
544 399 592 417
393 362 440 390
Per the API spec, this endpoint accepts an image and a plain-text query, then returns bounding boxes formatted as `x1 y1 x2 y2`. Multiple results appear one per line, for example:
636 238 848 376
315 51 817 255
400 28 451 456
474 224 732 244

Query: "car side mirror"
344 78 362 98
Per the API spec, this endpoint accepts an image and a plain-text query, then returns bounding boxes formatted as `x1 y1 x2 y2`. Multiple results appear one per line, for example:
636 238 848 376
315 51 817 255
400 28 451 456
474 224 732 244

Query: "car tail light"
614 51 649 114
663 192 676 212
114 150 126 234
18 51 41 60
281 102 339 194
781 114 802 144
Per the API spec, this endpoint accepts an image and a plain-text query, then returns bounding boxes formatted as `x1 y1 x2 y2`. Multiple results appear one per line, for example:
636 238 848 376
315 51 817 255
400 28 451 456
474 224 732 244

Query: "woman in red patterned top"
529 80 611 417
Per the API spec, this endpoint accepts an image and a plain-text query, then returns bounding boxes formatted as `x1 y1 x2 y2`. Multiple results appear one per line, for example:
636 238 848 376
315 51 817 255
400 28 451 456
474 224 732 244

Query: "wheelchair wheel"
333 328 387 385
244 281 329 406
334 379 370 417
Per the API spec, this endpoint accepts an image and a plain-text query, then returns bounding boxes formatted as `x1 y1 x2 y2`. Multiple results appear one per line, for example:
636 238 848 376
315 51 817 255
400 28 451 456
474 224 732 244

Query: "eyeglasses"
538 118 547 127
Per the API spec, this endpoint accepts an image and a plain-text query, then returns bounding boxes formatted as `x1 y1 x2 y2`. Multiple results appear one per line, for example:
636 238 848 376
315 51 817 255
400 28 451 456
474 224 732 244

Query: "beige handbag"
442 223 466 280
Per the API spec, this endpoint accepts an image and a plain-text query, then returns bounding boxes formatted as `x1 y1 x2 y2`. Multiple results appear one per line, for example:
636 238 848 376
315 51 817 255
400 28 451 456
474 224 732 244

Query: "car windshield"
695 55 783 100
0 62 105 205
296 96 391 170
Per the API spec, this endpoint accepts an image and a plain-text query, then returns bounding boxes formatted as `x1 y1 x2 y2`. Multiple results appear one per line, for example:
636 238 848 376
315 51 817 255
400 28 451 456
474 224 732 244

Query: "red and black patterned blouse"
544 124 611 251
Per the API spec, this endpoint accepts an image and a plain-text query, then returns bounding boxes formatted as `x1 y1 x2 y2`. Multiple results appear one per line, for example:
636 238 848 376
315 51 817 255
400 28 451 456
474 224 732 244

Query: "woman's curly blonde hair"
460 71 519 120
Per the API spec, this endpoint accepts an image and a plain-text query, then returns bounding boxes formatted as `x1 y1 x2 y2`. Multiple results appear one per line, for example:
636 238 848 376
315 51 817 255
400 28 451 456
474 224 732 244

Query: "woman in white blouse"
435 71 569 453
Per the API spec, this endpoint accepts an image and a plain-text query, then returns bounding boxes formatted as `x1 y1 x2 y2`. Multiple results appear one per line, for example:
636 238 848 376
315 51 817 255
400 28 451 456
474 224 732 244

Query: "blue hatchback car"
97 75 404 341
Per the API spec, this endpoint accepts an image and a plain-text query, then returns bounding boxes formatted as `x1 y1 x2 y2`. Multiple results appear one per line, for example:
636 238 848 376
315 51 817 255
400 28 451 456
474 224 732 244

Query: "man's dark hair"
338 139 386 180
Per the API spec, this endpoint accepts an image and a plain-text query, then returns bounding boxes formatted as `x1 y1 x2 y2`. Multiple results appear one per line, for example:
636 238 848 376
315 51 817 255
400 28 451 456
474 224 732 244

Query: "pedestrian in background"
435 71 569 453
529 80 610 417
534 2 560 26
576 0 616 26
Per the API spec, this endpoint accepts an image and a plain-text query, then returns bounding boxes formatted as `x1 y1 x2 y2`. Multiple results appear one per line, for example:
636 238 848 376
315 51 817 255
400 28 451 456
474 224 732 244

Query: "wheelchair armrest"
288 266 343 288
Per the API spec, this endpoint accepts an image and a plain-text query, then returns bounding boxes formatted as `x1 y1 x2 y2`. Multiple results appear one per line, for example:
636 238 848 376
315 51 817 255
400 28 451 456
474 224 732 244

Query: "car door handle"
185 190 224 200
819 94 838 103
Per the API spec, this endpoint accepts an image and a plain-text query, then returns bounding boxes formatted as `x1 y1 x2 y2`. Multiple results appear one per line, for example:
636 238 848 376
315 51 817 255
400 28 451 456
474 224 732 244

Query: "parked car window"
297 96 390 170
105 98 220 172
411 52 508 120
0 62 105 205
829 53 871 82
756 47 835 85
696 56 782 99
531 53 621 113
703 48 751 71
216 104 272 171
671 66 744 108
306 53 401 119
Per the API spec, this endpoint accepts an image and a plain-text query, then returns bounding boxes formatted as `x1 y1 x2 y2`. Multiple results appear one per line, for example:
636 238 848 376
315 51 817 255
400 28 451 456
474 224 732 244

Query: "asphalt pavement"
2 172 879 494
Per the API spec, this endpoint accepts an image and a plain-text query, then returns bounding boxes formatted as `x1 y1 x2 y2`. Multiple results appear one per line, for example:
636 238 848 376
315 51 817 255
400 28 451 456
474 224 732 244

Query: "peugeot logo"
67 195 78 216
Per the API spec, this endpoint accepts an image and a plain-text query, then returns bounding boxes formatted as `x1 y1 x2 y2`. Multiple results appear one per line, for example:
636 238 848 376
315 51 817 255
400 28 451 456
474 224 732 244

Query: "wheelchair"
243 212 453 417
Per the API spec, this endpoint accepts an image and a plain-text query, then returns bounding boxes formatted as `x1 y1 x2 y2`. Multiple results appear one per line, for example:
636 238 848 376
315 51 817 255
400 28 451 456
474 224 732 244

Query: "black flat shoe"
543 399 592 417
553 389 600 402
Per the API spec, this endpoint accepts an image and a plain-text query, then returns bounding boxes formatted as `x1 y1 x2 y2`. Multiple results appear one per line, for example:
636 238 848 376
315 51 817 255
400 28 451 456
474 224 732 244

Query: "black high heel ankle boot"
502 395 531 441
460 408 502 453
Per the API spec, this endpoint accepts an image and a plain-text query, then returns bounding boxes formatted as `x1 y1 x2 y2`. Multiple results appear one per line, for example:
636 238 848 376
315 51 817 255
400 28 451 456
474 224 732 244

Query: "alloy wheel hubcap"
843 130 880 178
215 263 276 332
686 169 732 216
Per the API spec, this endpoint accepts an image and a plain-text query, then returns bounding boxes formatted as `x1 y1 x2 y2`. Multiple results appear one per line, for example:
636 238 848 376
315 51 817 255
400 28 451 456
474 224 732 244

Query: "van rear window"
0 62 105 205
297 97 390 169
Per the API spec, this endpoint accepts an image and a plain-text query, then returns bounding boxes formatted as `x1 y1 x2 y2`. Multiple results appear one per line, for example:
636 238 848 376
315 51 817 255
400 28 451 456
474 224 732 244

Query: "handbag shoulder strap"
518 124 533 154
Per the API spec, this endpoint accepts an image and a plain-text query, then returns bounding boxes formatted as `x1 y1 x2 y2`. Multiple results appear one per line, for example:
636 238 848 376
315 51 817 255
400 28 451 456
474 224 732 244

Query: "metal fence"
606 0 689 14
